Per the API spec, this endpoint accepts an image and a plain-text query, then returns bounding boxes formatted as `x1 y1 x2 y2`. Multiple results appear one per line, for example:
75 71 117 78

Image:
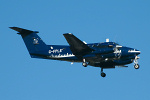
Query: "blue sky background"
0 0 150 100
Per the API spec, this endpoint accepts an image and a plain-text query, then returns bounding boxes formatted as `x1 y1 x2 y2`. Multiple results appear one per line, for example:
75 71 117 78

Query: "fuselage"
10 27 141 77
30 42 140 68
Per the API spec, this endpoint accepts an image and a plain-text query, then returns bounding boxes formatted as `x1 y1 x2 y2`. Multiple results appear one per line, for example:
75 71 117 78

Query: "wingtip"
9 27 14 29
63 33 73 36
9 27 18 30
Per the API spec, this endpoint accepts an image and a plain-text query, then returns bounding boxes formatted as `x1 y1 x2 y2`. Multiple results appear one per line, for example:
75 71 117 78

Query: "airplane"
10 27 141 77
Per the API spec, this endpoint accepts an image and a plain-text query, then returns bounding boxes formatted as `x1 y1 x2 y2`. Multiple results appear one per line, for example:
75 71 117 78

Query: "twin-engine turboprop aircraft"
10 27 141 77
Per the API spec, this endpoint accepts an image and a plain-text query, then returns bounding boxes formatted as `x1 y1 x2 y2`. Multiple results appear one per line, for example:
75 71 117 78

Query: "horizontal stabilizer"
9 27 39 38
63 33 93 57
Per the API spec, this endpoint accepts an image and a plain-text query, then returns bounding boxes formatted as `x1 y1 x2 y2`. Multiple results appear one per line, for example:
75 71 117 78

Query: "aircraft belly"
84 56 115 68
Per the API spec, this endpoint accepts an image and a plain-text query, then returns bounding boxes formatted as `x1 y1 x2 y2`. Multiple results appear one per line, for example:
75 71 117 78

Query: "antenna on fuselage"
106 38 109 42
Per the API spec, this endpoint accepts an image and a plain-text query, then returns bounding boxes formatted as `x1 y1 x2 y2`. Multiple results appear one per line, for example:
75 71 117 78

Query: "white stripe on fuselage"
128 50 141 53
49 53 75 58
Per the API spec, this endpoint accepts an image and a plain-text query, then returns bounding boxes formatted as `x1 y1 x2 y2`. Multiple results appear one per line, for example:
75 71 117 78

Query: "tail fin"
10 27 48 55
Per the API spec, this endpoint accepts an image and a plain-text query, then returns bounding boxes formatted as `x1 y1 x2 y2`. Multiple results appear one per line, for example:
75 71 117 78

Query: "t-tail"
9 27 49 58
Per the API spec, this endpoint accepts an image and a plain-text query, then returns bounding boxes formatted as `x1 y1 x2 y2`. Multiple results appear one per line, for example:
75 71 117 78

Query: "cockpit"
89 42 119 48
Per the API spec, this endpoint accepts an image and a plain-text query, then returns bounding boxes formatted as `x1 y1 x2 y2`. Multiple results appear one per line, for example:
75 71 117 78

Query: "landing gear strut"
134 56 140 69
101 68 106 77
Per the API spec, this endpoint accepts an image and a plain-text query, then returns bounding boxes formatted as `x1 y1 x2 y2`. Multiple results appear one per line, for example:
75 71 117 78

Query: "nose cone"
135 49 141 55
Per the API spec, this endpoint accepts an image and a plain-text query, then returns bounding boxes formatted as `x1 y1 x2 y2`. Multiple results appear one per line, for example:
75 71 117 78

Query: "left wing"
63 33 93 57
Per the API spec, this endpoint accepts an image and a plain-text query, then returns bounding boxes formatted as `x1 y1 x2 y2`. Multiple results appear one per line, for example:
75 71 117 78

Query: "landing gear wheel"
134 64 140 69
101 72 106 77
82 62 87 67
100 68 106 77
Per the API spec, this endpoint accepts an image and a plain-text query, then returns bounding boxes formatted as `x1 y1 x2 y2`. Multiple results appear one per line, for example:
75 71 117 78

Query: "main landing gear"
82 62 88 67
82 59 88 67
82 59 106 77
134 56 140 69
101 68 106 77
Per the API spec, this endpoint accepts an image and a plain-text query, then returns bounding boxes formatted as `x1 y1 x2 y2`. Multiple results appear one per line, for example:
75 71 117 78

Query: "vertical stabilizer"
9 27 48 55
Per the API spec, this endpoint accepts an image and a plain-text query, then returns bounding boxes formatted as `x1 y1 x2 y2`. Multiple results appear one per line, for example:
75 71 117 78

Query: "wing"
63 33 93 57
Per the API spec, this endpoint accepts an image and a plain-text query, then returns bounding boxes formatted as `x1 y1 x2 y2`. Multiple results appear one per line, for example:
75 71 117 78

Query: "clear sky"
0 0 150 100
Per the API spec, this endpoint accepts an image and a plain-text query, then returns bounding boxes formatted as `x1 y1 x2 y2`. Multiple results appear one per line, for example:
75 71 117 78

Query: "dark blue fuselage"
30 42 140 68
10 27 140 70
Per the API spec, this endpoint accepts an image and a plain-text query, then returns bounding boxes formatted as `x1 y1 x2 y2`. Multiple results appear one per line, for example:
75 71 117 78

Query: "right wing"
63 33 93 57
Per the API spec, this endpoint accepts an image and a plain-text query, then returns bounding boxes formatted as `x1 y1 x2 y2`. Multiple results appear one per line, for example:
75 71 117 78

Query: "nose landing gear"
134 64 140 69
134 56 140 69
